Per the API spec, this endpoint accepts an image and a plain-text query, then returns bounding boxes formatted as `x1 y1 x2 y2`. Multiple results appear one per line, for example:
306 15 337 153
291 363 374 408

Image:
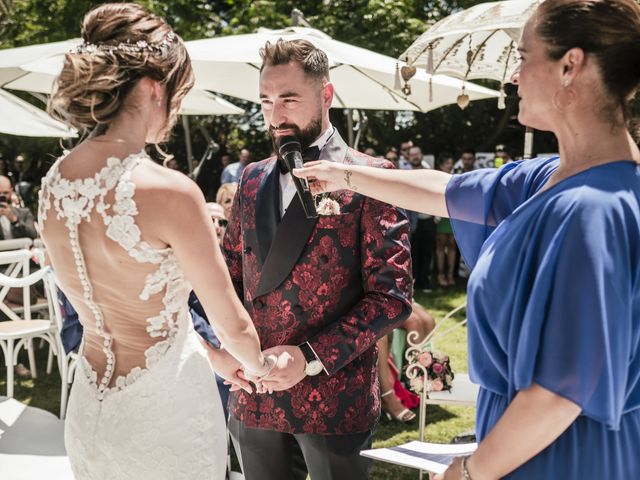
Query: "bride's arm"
293 161 451 217
158 177 268 377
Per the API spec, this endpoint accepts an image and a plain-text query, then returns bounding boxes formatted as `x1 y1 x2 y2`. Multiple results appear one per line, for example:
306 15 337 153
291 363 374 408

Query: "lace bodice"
38 150 191 400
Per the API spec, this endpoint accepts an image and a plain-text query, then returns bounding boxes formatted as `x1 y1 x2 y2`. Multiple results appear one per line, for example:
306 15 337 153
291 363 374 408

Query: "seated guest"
378 301 435 422
215 182 237 236
0 175 37 240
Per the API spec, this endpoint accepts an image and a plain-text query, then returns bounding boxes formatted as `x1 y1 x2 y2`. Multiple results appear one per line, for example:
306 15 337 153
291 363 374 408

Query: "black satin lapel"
255 195 318 298
255 161 280 265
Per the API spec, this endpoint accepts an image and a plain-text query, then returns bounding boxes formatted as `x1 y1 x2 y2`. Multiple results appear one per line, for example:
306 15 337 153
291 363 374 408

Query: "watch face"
305 360 323 376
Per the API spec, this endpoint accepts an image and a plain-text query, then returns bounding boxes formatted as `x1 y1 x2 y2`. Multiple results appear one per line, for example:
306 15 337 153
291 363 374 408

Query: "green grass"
1 285 471 480
371 285 472 479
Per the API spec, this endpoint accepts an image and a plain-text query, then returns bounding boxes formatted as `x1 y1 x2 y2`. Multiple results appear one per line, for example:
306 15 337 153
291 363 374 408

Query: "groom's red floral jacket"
223 131 413 435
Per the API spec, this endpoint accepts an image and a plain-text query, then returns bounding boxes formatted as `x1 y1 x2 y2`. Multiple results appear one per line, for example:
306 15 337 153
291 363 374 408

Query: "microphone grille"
278 135 301 155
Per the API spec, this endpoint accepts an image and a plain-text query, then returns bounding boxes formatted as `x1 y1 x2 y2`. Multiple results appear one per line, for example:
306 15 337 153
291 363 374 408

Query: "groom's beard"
270 116 323 157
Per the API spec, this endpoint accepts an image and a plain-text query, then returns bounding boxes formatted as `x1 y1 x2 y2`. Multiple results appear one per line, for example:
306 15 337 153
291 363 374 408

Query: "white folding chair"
404 303 477 480
41 272 76 420
29 244 77 419
0 238 33 252
0 248 34 319
0 266 64 403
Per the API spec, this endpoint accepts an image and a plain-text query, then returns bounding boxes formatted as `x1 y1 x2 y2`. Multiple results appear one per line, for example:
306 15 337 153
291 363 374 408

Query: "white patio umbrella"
186 26 498 113
0 39 246 171
0 39 78 87
0 89 76 138
0 39 245 116
399 0 542 157
398 0 541 109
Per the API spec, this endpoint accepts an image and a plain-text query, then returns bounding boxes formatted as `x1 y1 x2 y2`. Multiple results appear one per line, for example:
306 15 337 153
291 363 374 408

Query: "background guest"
408 146 436 292
220 147 251 184
378 302 435 423
434 154 457 287
0 175 37 240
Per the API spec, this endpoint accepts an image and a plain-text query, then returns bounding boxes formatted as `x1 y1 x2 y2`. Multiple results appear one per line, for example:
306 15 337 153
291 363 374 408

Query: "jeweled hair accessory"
71 31 176 55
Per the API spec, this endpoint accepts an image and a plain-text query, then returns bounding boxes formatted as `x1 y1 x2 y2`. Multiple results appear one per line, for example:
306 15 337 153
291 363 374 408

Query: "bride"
39 3 270 479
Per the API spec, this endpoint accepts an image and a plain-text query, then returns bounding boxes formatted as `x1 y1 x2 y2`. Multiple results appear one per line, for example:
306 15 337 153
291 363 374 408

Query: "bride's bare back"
39 141 264 394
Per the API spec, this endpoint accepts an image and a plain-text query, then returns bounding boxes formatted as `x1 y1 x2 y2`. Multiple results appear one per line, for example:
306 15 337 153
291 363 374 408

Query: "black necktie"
277 145 321 174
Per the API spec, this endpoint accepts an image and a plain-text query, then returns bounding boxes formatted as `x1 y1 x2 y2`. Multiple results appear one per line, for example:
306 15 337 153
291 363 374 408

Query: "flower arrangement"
407 349 455 394
315 194 341 216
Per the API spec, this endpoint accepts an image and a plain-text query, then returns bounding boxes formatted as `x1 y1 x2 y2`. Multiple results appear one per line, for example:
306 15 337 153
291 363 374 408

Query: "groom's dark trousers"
223 131 413 480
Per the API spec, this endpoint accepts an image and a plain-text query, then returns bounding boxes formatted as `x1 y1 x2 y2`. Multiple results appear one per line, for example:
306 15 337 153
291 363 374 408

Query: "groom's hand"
257 345 306 394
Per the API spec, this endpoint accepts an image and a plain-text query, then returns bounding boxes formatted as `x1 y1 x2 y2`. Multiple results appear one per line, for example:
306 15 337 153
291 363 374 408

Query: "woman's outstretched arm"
293 160 451 217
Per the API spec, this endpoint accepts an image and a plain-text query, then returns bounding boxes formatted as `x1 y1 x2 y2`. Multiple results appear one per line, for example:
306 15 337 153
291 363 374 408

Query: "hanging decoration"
497 83 506 110
457 84 470 110
400 62 417 97
426 43 434 75
394 62 402 91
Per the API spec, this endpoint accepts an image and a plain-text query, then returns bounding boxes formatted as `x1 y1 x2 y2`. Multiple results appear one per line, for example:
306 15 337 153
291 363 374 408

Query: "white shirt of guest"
0 215 13 239
278 125 335 218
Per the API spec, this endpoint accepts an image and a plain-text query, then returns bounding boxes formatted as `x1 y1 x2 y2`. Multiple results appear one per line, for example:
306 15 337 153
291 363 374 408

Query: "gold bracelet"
245 356 273 378
461 456 472 480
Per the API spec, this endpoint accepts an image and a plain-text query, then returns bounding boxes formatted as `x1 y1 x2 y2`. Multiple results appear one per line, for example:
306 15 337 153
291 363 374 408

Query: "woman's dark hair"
535 0 640 118
436 153 454 171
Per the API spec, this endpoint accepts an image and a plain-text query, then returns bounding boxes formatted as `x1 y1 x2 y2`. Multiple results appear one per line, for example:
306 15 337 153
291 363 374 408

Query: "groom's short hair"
260 39 330 82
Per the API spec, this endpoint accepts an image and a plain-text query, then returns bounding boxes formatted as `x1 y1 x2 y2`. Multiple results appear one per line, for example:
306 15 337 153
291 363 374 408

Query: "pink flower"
432 362 444 374
418 352 433 367
409 377 424 392
431 379 444 391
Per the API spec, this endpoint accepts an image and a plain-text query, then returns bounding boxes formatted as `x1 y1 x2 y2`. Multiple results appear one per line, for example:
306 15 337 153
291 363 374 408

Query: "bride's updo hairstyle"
48 3 193 141
534 0 640 124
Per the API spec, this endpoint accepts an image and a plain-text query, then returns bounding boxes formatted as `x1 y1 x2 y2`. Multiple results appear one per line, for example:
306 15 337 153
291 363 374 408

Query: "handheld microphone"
278 136 317 219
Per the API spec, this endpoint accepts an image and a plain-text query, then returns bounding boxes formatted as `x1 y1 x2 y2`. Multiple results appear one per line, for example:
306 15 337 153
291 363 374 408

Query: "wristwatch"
299 342 323 376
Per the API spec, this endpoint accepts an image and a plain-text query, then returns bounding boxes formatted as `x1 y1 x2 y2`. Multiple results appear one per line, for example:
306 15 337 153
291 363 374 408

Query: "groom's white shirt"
278 125 335 218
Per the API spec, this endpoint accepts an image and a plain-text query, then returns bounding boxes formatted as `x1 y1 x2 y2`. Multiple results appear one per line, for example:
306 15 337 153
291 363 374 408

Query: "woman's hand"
293 160 350 195
432 457 463 480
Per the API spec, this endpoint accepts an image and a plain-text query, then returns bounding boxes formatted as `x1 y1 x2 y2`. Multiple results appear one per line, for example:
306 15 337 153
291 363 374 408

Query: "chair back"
405 302 470 442
42 272 64 333
0 238 33 252
0 249 34 320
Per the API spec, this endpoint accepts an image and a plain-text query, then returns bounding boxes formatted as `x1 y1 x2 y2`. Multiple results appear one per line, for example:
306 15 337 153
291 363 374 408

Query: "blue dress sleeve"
512 194 637 430
188 291 221 349
445 157 557 268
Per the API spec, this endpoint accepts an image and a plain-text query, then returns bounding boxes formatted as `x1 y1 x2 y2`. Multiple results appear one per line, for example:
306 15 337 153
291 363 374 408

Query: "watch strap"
299 342 318 364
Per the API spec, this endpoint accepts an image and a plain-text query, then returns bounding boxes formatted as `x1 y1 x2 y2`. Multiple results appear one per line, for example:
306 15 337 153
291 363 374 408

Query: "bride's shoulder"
132 161 204 210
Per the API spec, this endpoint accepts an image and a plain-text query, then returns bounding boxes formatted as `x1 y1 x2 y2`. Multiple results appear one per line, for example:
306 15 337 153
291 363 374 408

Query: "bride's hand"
293 160 349 195
241 354 278 394
204 345 253 393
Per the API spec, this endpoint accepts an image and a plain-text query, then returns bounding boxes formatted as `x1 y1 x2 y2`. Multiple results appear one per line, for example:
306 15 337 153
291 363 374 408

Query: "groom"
223 39 413 480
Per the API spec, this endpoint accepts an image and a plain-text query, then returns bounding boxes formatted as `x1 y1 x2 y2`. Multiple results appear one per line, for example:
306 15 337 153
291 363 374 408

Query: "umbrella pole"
346 109 354 147
182 115 194 173
523 126 534 159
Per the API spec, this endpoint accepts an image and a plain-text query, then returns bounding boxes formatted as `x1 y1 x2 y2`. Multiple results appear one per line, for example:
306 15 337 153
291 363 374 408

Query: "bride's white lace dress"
38 151 226 479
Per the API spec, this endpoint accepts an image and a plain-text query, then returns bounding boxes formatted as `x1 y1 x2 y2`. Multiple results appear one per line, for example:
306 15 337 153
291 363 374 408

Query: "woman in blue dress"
293 1 640 478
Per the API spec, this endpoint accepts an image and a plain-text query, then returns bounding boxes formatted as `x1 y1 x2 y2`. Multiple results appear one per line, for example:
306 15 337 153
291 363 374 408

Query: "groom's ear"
321 81 334 110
